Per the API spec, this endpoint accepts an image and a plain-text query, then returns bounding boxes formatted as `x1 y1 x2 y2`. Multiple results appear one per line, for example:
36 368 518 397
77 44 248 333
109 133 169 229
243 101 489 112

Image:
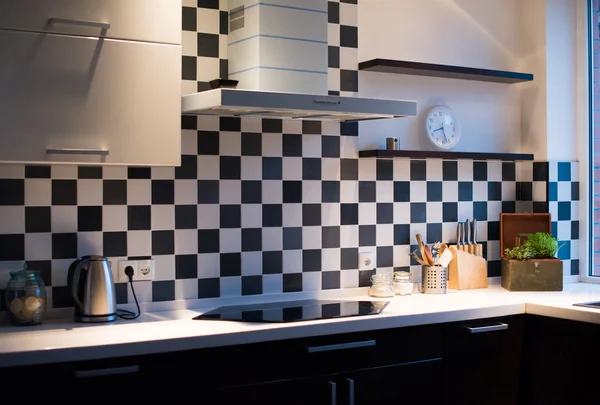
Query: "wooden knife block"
447 246 488 290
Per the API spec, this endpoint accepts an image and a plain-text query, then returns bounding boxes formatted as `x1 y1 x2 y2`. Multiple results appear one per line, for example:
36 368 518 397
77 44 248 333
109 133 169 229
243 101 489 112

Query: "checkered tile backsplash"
516 161 580 276
0 2 580 310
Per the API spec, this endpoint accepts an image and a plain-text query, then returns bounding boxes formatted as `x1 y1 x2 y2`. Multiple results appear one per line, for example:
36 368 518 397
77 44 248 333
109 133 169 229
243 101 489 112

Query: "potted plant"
501 232 564 291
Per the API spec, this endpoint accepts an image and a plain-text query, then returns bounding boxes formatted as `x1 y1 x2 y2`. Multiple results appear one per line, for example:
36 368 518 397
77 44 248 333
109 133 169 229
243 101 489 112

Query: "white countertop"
2 282 600 368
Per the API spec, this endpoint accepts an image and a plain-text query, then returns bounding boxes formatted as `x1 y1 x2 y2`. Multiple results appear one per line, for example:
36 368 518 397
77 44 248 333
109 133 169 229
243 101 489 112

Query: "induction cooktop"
192 299 389 323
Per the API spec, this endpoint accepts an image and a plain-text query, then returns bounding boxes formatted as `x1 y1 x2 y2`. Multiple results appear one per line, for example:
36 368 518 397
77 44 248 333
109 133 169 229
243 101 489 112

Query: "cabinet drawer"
0 30 181 166
0 0 180 45
211 324 443 387
443 316 522 357
442 316 523 405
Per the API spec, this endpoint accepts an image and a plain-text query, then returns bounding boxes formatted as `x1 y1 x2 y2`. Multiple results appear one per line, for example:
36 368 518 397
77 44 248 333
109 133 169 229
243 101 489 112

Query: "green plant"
503 232 563 260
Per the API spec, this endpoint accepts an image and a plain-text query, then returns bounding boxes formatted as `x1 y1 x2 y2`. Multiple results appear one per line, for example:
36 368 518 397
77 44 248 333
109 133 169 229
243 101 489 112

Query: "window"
591 0 599 278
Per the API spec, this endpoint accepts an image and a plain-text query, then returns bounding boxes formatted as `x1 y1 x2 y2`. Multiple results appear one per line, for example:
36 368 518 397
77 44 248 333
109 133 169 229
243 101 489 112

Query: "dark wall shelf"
358 59 534 84
359 149 534 161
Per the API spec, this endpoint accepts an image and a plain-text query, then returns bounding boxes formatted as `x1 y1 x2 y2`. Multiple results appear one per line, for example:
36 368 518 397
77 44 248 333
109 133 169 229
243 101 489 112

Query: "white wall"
545 0 579 161
517 0 548 160
357 0 523 153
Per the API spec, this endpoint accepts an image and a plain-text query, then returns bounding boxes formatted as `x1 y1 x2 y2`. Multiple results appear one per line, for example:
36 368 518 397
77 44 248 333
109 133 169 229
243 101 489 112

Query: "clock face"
425 107 460 150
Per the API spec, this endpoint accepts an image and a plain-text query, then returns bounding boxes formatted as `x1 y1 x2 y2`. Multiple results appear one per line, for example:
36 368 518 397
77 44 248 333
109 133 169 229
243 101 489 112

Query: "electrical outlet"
136 259 155 281
359 251 374 271
118 260 138 282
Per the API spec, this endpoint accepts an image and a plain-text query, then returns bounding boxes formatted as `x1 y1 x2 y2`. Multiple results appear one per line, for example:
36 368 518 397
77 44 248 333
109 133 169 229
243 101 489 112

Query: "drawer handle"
48 17 111 30
306 340 376 353
47 148 109 156
314 99 341 105
74 365 139 378
465 323 509 334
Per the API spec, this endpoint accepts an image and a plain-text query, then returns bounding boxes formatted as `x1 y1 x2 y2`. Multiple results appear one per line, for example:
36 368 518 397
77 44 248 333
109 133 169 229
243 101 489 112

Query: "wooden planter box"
499 213 563 292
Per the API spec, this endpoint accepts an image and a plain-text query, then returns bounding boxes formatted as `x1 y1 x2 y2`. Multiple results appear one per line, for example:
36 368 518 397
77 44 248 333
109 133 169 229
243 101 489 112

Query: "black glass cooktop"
193 299 389 323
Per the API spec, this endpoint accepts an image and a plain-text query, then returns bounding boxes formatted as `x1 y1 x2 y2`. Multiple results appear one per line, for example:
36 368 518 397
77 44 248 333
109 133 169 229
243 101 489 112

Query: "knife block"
447 246 488 290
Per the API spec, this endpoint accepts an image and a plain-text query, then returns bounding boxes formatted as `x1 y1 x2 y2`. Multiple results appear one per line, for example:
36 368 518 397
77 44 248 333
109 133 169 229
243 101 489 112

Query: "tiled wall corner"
516 160 580 276
181 0 229 95
548 162 580 276
328 0 359 96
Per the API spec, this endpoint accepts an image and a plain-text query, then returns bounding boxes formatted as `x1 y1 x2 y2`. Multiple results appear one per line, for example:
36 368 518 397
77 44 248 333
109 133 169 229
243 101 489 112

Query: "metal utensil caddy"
421 265 447 294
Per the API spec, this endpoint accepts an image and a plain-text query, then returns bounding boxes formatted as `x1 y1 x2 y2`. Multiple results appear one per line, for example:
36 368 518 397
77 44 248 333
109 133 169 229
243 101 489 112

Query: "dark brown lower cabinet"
15 314 593 405
348 359 443 404
215 376 336 405
520 315 600 405
215 359 443 405
442 316 523 405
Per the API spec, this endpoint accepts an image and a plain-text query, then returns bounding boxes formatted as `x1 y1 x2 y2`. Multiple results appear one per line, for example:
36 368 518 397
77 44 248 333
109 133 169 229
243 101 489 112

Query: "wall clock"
424 106 461 150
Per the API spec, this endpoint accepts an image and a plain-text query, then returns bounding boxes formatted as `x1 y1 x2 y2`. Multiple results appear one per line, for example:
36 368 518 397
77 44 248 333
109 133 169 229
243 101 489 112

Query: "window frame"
582 0 595 282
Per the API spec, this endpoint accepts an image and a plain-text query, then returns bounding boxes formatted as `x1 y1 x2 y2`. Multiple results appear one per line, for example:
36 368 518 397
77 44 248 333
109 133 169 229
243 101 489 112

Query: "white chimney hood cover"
181 88 417 122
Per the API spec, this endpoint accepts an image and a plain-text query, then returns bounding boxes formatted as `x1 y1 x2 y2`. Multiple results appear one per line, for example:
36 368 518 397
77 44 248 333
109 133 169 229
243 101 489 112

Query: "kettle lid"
80 255 108 261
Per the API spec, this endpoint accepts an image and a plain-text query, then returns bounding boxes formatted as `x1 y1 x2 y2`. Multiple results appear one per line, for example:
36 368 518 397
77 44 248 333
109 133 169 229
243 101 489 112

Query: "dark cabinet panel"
442 316 523 405
211 323 442 388
214 359 443 405
520 315 600 405
349 360 443 404
215 376 335 405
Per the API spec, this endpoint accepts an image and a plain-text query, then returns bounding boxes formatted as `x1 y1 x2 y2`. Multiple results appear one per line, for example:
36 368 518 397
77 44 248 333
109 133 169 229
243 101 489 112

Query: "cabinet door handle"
74 365 139 378
48 17 111 30
346 378 355 405
465 323 509 334
328 381 337 405
47 148 109 156
306 339 376 353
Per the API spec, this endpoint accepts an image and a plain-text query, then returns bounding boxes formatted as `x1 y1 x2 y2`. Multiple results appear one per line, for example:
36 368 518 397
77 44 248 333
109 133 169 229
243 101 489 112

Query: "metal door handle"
346 378 355 405
47 148 109 156
306 340 376 353
48 17 111 30
74 365 139 378
465 323 509 334
329 381 337 405
314 99 341 105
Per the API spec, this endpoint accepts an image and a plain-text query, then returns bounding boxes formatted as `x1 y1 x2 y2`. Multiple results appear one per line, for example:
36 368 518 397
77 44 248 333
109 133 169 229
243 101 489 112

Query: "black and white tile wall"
0 1 580 310
516 161 580 276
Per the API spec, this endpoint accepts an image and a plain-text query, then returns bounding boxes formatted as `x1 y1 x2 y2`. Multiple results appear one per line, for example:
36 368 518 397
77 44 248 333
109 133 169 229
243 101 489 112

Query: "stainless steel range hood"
181 88 417 122
181 0 417 122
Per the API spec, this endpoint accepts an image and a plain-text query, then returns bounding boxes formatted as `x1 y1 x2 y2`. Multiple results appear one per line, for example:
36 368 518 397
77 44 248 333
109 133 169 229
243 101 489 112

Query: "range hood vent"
181 89 417 122
181 0 417 122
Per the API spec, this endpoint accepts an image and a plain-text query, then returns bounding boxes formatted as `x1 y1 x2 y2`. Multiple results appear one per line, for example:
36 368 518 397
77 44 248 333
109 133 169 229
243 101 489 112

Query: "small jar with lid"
368 273 395 298
5 265 47 326
393 271 414 296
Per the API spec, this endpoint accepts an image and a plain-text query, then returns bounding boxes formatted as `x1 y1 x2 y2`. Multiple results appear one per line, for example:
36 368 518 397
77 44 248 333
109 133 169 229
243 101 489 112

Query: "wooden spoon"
423 244 434 266
415 234 427 264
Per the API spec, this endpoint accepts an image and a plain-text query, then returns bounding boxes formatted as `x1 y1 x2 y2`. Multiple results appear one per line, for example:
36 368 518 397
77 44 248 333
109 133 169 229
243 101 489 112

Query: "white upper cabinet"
0 0 181 44
0 30 181 166
0 1 182 166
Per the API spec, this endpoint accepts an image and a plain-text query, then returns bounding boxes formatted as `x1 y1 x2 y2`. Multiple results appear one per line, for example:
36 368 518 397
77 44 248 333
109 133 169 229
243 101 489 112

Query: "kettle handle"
68 258 89 313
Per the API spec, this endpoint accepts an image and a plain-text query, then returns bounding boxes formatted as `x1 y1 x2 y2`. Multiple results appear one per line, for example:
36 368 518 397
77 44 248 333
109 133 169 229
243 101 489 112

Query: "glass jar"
393 271 414 296
5 267 47 326
368 273 395 298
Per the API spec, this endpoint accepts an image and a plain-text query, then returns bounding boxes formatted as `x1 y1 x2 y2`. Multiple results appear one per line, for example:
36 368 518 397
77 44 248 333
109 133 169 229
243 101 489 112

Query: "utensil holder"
421 265 447 294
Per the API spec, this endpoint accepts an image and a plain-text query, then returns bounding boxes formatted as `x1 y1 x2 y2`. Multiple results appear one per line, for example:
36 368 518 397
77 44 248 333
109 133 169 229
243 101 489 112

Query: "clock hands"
432 126 449 143
441 122 450 143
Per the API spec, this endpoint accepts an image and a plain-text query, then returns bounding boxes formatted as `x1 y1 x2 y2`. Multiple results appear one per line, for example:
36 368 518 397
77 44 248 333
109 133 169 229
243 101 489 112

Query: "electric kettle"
67 255 117 323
